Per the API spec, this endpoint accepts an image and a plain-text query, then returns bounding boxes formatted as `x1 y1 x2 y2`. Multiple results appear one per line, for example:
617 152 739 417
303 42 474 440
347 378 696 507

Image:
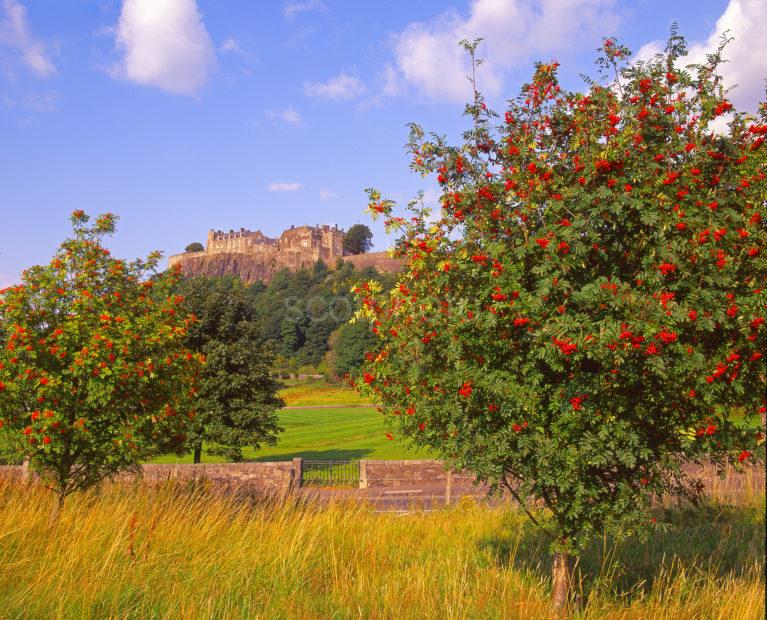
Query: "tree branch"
501 474 556 540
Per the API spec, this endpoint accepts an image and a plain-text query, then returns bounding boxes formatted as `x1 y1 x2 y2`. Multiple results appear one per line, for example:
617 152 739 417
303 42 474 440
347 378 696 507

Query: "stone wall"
0 461 302 498
1 460 760 504
123 461 302 496
360 460 478 490
168 249 205 269
366 460 764 504
339 252 405 275
0 465 23 480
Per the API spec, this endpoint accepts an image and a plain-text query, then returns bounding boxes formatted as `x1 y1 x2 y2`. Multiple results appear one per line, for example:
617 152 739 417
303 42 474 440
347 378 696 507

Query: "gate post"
292 457 303 489
359 460 368 489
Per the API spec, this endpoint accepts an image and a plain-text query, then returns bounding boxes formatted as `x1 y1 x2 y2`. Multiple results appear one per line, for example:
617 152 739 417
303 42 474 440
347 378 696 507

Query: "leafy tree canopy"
185 242 204 253
250 262 396 367
178 276 283 463
343 224 374 255
0 212 202 512
332 320 379 378
353 33 766 605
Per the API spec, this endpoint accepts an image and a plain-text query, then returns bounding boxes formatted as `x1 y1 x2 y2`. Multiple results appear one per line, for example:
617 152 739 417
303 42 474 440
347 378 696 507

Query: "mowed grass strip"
152 406 429 464
0 480 762 619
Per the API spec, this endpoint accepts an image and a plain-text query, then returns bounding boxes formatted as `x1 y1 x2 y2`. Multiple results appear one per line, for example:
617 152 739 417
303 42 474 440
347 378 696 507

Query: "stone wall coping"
364 459 445 466
142 462 294 469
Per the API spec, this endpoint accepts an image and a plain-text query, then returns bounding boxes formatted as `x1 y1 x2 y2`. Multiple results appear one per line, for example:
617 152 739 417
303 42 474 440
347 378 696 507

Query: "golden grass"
0 480 763 619
278 380 370 407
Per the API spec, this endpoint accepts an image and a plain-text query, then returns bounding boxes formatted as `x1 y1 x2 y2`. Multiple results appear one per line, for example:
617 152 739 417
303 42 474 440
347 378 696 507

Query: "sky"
1 0 765 286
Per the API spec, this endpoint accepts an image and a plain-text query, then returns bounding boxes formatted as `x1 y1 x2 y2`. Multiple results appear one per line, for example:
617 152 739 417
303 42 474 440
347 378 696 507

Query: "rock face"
176 252 277 283
174 251 403 284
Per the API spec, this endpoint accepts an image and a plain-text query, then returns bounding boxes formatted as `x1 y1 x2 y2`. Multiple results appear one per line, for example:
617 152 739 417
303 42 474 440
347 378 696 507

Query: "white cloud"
268 181 302 192
637 0 766 112
420 186 444 223
634 40 663 64
304 71 366 100
111 0 216 96
266 106 303 125
358 65 406 110
319 189 338 201
26 90 59 112
284 0 326 22
0 0 56 77
220 37 239 53
387 0 620 103
219 36 257 64
0 89 59 112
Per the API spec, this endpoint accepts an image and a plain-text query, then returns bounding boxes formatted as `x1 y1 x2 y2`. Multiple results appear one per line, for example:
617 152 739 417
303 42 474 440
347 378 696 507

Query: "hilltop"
168 224 402 283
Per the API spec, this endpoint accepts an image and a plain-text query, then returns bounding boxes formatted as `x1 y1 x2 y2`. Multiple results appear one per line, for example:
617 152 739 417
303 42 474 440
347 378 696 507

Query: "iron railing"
302 460 359 487
0 451 21 465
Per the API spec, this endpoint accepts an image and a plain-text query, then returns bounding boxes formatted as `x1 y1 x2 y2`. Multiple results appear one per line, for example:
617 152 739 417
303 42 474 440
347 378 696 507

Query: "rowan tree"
352 34 766 611
0 212 203 515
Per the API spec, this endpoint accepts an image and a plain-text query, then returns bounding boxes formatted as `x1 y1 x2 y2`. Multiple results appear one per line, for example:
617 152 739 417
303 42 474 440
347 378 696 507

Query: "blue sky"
1 0 764 286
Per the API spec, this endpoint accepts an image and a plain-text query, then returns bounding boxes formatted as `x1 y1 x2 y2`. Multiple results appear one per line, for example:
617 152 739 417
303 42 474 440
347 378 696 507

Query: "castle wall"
169 250 205 268
168 224 392 282
194 224 346 266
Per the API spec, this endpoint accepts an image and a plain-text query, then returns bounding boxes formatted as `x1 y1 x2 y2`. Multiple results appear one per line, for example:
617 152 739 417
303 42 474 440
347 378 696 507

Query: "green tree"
279 316 304 358
332 320 378 378
0 212 202 517
185 242 204 252
343 224 373 255
303 314 337 366
179 277 283 463
246 262 396 368
312 258 329 280
354 35 766 611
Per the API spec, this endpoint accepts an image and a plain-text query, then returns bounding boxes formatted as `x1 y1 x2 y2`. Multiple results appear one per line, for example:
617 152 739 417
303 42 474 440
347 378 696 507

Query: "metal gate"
302 460 359 487
0 449 20 465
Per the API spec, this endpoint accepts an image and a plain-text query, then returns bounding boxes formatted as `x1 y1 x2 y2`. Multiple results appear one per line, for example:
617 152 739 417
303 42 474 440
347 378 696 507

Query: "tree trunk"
193 445 202 464
551 551 576 614
21 457 31 482
49 490 66 526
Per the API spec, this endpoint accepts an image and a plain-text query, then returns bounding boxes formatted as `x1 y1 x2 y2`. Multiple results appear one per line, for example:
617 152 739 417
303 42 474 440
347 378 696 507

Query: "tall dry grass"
0 479 763 619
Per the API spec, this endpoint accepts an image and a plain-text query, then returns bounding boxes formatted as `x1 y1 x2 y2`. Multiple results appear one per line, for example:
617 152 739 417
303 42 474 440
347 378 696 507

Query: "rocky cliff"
172 251 403 284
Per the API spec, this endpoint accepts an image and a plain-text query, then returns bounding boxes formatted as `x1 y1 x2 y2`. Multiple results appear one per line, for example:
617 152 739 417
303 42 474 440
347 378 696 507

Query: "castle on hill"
168 224 345 270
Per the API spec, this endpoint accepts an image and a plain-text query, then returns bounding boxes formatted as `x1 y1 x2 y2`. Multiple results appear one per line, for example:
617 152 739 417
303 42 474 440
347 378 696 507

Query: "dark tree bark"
193 445 202 464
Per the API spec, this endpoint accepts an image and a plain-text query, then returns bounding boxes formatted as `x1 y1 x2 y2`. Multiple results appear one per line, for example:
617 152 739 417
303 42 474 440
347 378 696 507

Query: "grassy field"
0 480 762 619
153 406 429 464
277 378 370 407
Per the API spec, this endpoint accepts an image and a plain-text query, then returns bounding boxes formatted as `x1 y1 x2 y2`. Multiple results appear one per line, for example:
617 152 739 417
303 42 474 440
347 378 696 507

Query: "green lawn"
152 406 430 464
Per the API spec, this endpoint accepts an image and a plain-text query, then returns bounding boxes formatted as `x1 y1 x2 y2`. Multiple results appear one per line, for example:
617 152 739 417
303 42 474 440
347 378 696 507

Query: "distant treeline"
182 259 397 378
